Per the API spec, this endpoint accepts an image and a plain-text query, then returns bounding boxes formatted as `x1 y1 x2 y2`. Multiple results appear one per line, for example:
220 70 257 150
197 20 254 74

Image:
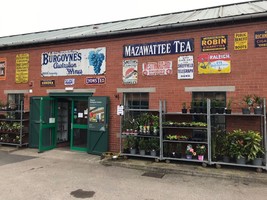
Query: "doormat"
141 172 165 178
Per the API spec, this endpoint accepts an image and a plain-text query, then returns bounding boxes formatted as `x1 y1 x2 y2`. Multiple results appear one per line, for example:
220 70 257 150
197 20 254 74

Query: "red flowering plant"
185 144 196 156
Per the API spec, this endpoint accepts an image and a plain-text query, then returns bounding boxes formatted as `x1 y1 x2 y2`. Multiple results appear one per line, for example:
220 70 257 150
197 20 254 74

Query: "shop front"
29 94 109 155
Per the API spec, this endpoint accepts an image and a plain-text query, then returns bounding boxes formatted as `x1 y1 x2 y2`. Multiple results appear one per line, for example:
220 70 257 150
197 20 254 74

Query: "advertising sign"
41 47 106 76
0 58 6 80
201 35 228 52
142 61 172 76
178 56 194 79
64 78 75 86
234 32 248 50
198 53 231 74
85 76 106 85
16 54 29 83
123 38 194 57
123 60 138 84
40 80 55 87
255 31 267 47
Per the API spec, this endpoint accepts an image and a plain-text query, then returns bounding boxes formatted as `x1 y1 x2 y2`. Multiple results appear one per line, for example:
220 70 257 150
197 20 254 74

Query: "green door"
87 97 109 155
71 99 88 151
29 96 56 152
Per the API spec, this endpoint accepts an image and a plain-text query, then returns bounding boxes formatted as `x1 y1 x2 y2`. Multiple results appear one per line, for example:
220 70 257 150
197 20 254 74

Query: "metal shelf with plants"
0 102 29 147
210 96 267 172
161 100 211 166
120 101 163 162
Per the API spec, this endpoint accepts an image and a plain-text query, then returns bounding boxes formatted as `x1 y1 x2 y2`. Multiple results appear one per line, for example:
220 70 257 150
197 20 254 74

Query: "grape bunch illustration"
88 50 105 74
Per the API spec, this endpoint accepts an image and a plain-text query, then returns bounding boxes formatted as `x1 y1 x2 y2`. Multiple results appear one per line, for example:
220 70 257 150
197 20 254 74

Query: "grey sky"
0 0 252 37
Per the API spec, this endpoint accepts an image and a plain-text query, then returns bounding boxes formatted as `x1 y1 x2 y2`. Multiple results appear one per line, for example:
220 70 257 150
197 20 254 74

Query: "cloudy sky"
0 0 253 37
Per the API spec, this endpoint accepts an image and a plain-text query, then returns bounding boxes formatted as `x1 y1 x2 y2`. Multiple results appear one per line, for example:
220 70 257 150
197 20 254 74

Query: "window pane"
124 93 149 109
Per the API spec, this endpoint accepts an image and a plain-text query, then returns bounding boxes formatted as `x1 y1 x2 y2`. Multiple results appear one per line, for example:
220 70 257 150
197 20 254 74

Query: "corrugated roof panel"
0 0 266 48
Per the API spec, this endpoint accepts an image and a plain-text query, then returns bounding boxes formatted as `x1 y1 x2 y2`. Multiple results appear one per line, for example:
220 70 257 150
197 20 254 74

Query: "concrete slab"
100 157 267 184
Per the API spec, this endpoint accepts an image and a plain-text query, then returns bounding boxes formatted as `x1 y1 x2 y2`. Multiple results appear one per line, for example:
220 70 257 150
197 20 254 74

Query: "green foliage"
138 138 149 150
123 136 137 149
245 130 264 161
227 129 264 160
253 95 263 108
242 94 254 108
226 98 233 109
148 138 160 151
196 144 206 155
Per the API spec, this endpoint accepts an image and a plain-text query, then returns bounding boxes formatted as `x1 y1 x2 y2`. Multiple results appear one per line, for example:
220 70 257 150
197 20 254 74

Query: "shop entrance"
29 95 109 155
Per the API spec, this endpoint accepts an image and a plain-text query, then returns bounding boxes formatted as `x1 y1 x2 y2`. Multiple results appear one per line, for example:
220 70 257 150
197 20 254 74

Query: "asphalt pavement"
1 145 267 185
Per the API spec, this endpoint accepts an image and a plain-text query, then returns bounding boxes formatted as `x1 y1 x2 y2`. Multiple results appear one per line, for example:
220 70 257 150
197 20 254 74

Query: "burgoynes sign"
123 39 194 57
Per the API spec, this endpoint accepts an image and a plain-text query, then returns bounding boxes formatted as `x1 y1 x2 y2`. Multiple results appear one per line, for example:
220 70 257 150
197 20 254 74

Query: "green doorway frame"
49 93 93 152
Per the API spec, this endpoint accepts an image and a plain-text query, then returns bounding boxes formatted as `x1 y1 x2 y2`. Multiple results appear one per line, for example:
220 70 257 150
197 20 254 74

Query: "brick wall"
0 20 267 152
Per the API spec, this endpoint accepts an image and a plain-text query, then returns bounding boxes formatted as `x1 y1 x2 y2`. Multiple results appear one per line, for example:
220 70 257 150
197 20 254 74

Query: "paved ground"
0 146 267 200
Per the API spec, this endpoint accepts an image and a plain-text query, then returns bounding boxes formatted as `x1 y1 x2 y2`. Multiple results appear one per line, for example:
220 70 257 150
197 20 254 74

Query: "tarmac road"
0 148 267 200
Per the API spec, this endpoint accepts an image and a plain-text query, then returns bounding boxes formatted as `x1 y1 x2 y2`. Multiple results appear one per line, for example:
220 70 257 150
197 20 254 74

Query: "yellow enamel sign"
198 53 231 74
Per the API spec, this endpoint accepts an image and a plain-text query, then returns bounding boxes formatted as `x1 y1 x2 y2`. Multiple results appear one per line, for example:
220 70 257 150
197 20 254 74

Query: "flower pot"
217 107 225 114
223 156 230 163
130 148 136 154
150 150 157 157
242 108 250 114
186 155 192 159
254 108 263 115
198 155 204 161
210 108 217 114
253 158 263 166
139 149 146 155
236 157 246 165
181 108 187 113
225 109 232 114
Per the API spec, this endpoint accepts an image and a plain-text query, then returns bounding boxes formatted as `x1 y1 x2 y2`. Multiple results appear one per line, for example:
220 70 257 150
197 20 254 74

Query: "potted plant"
241 94 254 114
124 136 137 154
138 138 148 155
185 144 196 159
221 135 231 163
253 95 263 115
148 138 160 157
245 130 264 166
225 98 232 114
181 102 187 113
194 101 203 113
252 148 265 166
228 129 248 164
210 99 217 114
189 101 195 113
216 99 225 114
196 144 206 161
151 115 159 135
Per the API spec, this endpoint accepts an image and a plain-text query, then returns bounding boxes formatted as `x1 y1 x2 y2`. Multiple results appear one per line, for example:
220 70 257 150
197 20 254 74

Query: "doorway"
29 95 109 154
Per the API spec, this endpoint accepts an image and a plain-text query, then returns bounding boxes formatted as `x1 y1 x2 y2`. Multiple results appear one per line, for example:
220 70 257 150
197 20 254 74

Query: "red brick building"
0 1 266 157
